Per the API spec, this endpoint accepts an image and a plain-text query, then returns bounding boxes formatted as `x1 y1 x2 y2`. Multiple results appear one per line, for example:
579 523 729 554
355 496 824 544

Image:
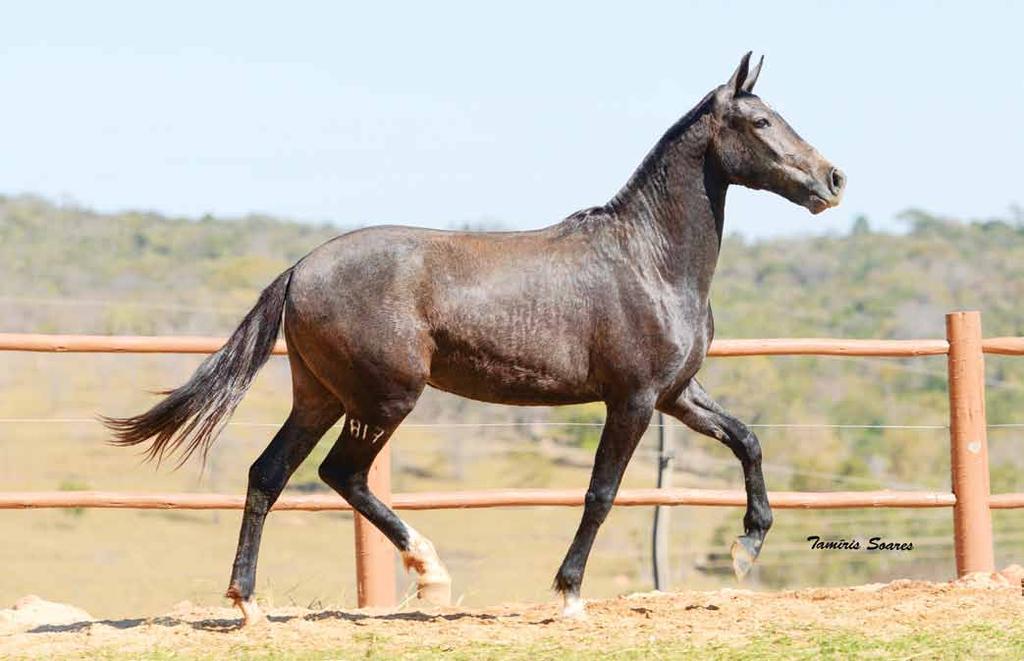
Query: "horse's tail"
102 267 294 466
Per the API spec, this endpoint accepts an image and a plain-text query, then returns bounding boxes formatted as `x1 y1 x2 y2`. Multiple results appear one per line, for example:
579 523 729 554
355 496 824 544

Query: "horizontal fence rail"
12 488 1017 511
0 333 290 355
981 337 1024 355
4 332 1023 357
2 313 1023 609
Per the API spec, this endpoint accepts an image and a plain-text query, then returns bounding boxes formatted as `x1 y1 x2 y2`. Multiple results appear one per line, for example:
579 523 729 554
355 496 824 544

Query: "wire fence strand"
0 417 993 430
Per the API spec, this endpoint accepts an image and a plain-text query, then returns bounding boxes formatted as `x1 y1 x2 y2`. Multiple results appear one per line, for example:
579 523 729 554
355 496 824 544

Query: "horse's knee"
583 488 616 521
584 488 614 507
741 432 763 464
722 430 763 465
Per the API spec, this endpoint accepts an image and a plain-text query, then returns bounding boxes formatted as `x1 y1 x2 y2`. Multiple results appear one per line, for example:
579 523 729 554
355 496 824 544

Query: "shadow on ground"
28 609 508 635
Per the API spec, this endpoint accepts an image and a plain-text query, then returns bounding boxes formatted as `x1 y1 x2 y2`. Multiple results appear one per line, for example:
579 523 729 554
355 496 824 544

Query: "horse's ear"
741 55 764 93
726 51 753 96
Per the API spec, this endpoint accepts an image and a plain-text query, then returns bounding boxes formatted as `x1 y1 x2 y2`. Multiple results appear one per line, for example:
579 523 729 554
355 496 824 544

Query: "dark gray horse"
105 52 844 623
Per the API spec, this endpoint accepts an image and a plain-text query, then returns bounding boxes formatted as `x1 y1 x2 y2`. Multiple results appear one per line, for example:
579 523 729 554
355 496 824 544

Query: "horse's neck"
607 113 726 301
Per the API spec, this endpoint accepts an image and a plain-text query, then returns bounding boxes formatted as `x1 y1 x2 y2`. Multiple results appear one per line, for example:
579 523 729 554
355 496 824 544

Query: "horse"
104 52 845 624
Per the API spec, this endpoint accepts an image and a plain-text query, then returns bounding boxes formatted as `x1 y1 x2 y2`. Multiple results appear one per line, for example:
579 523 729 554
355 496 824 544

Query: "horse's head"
710 52 845 214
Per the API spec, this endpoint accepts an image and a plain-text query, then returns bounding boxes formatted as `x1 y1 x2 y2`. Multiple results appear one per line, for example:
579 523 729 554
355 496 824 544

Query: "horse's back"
287 224 563 317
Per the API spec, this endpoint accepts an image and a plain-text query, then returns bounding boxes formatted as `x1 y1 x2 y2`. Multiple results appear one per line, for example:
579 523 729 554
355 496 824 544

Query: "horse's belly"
427 348 598 406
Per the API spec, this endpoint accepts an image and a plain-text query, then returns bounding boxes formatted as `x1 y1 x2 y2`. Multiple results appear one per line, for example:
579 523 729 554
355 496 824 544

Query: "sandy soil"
2 575 1023 660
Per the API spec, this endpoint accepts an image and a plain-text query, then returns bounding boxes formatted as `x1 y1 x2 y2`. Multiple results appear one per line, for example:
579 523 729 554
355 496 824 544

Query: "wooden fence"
2 310 1023 608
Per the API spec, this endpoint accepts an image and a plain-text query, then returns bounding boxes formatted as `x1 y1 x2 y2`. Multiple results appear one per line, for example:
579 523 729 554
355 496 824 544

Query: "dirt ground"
2 578 1023 660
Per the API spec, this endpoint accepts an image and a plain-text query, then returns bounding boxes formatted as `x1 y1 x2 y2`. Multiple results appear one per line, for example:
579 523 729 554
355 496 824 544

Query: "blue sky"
2 1 1021 237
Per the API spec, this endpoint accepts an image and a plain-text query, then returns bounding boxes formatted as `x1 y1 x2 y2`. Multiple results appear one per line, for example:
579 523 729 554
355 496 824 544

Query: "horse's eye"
753 118 770 129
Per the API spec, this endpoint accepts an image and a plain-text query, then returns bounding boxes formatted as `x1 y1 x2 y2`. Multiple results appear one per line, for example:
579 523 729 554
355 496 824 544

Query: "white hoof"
237 599 267 627
401 525 452 606
561 595 587 619
417 578 452 606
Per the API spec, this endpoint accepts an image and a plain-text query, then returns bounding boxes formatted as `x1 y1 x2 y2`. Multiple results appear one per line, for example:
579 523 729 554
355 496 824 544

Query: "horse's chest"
663 318 710 367
626 297 711 382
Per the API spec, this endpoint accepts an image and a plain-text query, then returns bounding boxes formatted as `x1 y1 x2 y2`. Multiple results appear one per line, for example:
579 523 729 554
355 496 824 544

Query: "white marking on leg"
562 594 587 619
401 524 451 605
237 598 267 627
401 525 449 582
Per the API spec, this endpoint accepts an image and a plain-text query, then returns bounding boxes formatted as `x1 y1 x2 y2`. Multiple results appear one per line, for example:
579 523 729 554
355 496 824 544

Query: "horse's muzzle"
806 166 845 214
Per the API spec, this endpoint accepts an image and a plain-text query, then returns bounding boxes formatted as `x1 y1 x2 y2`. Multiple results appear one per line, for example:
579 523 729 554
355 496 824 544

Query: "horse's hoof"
238 599 268 627
402 527 452 606
561 595 587 619
226 586 267 627
730 536 760 580
417 579 452 606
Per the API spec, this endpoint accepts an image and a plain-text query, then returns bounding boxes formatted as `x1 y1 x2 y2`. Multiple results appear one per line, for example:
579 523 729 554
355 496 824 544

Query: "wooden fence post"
354 444 397 607
946 311 995 576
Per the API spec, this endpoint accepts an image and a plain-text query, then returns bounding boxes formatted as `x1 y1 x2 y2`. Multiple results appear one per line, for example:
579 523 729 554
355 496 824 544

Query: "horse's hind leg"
225 356 343 625
659 379 773 579
317 387 452 607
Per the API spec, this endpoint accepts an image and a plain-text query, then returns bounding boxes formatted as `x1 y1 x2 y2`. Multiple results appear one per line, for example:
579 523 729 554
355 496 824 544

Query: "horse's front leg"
660 379 773 579
553 394 654 618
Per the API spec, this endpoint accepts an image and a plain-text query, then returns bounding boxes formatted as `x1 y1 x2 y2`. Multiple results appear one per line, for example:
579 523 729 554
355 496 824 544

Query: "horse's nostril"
829 168 846 195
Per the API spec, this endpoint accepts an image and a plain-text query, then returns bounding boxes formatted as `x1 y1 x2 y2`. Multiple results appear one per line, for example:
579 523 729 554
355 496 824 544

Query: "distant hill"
0 194 343 335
